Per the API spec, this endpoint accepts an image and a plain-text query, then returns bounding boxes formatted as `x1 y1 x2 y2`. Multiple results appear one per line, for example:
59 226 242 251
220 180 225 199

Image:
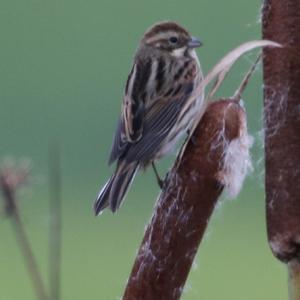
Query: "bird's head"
141 21 202 57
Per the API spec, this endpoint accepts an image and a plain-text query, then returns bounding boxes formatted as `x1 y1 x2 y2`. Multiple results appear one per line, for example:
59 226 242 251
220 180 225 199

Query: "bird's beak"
188 36 203 48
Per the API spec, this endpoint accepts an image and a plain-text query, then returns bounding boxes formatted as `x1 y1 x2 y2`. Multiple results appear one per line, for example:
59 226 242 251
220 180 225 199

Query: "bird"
94 21 204 215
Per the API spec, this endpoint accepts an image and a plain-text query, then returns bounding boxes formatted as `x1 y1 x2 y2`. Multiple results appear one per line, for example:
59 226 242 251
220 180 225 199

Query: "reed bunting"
94 21 203 215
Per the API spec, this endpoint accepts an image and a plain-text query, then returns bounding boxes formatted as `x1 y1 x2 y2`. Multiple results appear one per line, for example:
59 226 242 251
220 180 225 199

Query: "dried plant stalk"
123 99 249 300
49 145 62 300
262 0 300 298
0 165 48 300
185 40 280 148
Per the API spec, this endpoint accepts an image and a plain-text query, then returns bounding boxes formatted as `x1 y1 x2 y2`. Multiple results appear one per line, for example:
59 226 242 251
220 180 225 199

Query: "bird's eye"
169 36 178 44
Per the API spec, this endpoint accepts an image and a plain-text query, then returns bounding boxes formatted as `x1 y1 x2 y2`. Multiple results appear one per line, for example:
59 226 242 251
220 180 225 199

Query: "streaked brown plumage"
94 21 203 215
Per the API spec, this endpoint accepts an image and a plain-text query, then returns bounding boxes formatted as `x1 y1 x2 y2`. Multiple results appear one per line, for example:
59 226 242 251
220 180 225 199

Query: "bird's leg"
151 162 164 189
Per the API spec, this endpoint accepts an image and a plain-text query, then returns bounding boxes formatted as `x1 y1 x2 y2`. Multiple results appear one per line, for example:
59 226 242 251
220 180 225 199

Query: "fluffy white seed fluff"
218 105 254 198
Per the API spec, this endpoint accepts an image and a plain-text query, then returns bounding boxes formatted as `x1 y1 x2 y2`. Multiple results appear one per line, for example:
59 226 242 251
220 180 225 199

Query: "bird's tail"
94 161 139 215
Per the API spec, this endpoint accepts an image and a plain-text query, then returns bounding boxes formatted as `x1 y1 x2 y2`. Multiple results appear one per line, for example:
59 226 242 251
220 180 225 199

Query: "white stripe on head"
146 31 178 44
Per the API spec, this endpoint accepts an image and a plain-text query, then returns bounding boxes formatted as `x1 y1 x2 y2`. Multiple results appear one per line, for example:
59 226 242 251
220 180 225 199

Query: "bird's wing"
108 117 128 164
124 81 195 163
109 58 152 164
109 57 198 165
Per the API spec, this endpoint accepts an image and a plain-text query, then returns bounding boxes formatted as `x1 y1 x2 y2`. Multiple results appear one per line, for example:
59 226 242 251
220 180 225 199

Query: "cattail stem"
262 0 300 298
123 100 247 300
0 173 48 300
288 260 300 300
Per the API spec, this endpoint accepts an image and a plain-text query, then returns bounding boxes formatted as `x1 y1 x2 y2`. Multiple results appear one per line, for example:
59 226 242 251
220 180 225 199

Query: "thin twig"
0 172 48 300
179 50 264 162
206 61 234 100
233 53 262 100
11 209 49 300
193 40 280 106
182 40 280 158
49 144 62 300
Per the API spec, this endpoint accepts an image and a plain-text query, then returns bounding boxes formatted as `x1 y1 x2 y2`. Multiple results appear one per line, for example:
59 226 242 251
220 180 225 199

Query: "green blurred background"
0 0 287 299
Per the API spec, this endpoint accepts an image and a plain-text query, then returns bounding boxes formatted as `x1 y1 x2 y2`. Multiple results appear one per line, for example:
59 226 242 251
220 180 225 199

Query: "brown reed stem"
262 0 300 298
49 144 62 300
123 100 247 300
0 182 48 300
